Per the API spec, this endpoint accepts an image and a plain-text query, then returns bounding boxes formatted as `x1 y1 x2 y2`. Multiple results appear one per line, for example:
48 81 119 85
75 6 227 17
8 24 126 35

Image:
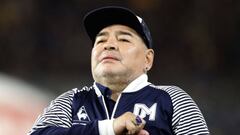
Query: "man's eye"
119 39 130 42
96 40 106 44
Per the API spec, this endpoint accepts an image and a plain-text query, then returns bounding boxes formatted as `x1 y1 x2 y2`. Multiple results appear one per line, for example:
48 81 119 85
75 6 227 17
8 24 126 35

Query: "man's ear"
145 49 154 71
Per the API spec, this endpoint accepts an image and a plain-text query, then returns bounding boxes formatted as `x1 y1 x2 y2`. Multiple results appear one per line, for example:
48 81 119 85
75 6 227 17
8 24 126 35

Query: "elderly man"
28 6 209 135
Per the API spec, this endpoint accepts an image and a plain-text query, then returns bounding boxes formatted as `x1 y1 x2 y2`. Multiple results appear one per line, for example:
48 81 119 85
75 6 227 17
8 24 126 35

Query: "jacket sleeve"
27 90 103 135
161 86 210 135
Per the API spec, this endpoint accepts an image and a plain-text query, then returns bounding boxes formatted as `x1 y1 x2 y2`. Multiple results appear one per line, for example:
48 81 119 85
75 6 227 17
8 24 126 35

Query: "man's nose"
104 39 118 50
104 46 117 50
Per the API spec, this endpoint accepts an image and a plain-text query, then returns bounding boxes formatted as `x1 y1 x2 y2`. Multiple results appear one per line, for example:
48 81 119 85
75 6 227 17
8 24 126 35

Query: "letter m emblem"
133 103 157 121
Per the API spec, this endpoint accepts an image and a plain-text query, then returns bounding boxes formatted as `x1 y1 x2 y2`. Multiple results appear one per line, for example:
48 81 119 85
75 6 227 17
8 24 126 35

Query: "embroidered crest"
133 103 157 121
77 106 91 124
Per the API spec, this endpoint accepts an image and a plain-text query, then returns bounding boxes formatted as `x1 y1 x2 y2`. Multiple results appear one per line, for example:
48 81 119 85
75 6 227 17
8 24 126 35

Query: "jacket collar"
93 74 150 97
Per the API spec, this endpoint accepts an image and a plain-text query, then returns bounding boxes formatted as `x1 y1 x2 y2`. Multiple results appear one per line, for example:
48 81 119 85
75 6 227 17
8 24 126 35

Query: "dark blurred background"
0 0 239 134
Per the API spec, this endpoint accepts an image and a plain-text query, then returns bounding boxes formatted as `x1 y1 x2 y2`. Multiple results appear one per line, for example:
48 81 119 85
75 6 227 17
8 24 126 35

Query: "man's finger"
137 129 149 135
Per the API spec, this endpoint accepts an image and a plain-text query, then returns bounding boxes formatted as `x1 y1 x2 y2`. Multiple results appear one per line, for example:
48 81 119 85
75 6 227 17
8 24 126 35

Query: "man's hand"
113 112 149 135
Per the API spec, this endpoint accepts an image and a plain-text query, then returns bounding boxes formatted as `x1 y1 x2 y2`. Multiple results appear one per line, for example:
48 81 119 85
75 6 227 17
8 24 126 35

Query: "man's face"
91 24 154 84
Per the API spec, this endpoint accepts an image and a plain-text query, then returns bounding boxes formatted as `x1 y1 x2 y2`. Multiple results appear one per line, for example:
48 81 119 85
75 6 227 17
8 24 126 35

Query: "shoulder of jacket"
71 85 94 94
149 84 182 92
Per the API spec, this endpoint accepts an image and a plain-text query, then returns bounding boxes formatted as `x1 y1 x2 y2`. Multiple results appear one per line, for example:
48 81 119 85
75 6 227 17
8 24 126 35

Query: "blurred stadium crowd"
0 0 239 134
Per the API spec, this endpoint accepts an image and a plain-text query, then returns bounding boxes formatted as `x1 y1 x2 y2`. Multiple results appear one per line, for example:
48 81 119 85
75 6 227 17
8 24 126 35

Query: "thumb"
138 129 149 135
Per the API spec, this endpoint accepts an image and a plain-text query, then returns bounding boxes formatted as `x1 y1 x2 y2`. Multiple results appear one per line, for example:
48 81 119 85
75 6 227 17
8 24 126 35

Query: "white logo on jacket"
77 106 91 123
133 103 157 121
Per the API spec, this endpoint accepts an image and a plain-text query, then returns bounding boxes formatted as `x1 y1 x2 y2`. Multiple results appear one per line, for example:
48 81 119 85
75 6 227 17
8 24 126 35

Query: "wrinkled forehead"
95 24 144 41
99 24 138 34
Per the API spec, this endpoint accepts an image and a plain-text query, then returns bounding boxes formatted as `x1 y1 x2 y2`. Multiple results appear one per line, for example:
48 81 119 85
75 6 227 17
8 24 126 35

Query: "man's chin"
96 70 125 78
100 71 118 77
93 66 128 79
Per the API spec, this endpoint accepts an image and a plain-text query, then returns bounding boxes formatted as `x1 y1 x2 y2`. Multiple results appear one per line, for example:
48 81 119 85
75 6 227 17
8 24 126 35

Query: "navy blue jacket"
28 74 209 135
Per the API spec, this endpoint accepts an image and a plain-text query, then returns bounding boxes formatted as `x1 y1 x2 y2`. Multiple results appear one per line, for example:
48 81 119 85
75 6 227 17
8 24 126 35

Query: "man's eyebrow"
96 31 108 37
117 31 134 37
96 30 134 38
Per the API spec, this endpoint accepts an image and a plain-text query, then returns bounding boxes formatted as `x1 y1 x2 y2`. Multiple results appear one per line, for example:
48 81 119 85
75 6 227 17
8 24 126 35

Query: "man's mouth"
101 55 120 62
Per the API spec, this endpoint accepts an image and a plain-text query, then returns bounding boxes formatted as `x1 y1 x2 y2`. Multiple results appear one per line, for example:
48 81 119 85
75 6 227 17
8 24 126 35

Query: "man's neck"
94 74 146 101
101 81 128 101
